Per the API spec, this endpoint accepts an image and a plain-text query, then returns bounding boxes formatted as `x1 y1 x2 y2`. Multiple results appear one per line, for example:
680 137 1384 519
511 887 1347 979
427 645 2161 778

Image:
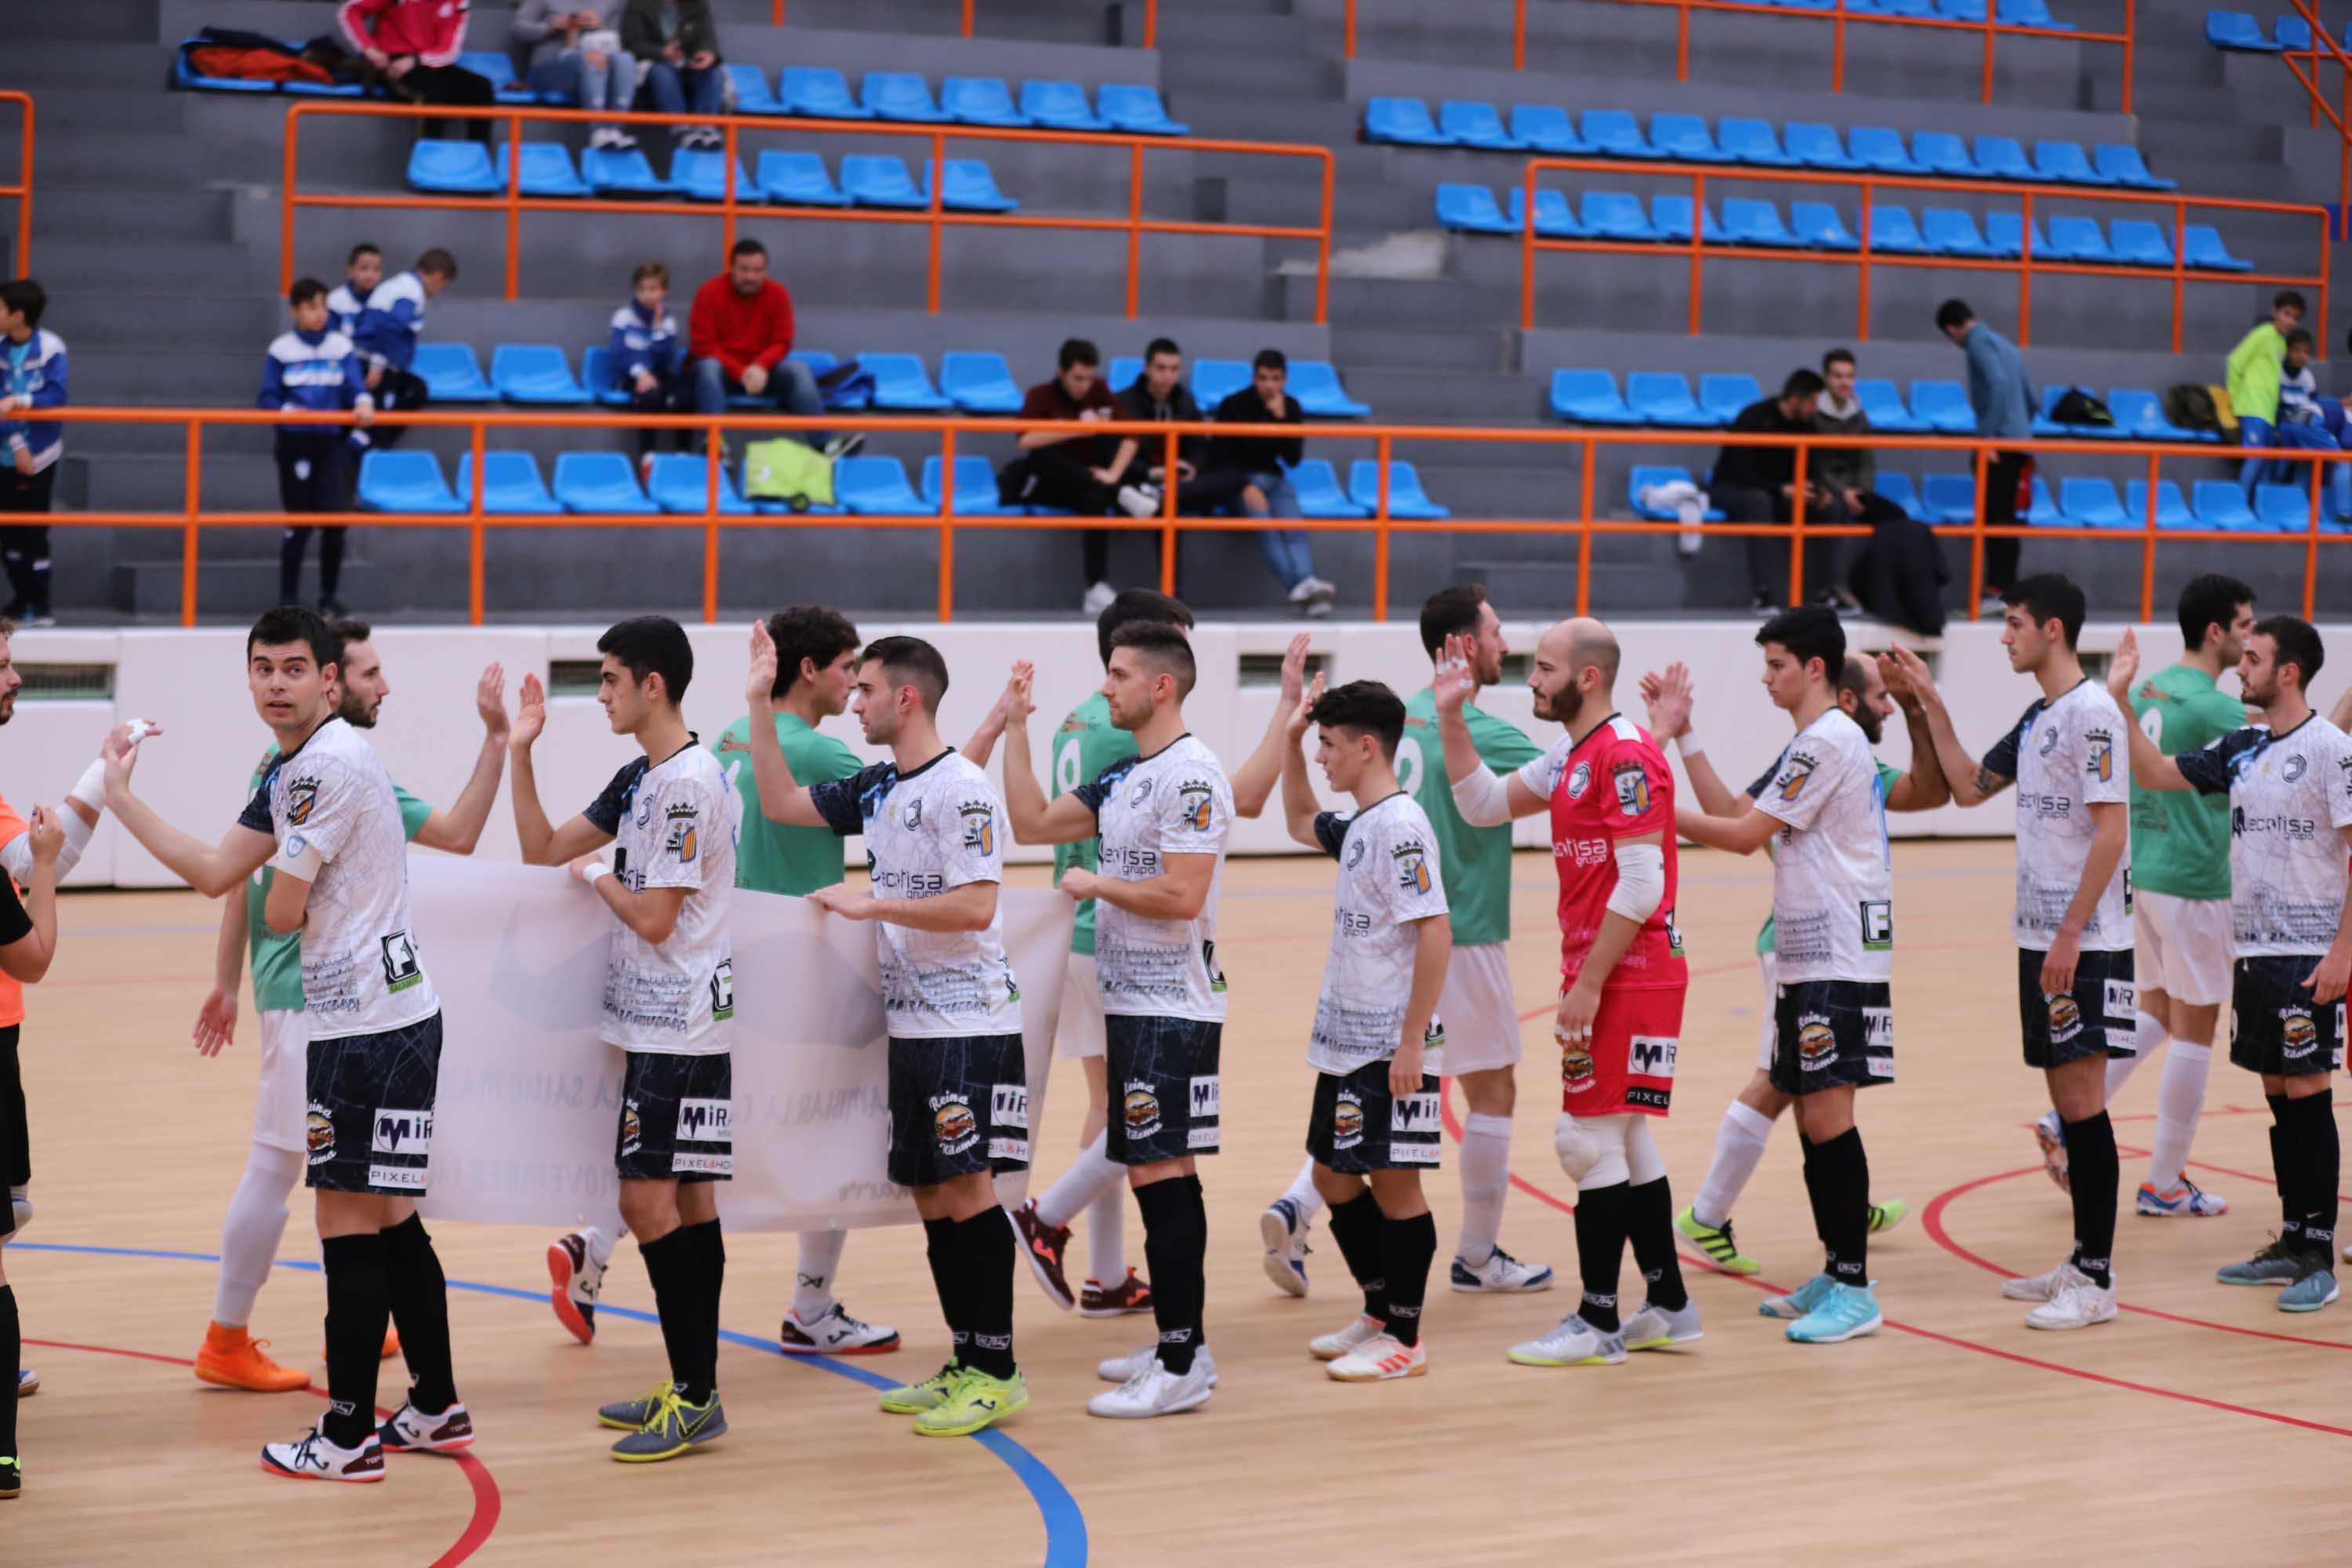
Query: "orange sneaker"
1077 1269 1154 1318
195 1323 311 1392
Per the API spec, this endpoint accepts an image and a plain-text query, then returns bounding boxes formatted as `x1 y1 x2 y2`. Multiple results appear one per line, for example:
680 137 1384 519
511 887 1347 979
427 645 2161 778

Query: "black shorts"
887 1033 1029 1189
1105 1014 1222 1165
0 1024 22 1236
305 1012 443 1195
2230 956 2349 1078
1305 1060 1442 1174
618 1049 734 1183
1769 979 1895 1095
2016 948 2136 1069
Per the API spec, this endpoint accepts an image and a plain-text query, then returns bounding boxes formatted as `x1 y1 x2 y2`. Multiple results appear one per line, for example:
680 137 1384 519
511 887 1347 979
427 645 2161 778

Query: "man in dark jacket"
622 0 724 149
1214 349 1334 615
1712 368 1842 614
1104 339 1251 604
996 339 1156 614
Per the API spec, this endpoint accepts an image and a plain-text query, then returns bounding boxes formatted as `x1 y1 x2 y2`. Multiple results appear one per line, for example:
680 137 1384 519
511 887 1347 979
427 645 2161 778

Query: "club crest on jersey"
2283 753 2307 782
1566 760 1592 800
1178 779 1216 832
1345 834 1368 869
931 1094 978 1156
2085 728 2114 783
2046 993 2083 1040
960 800 996 855
1122 1083 1163 1139
1774 750 1817 802
1331 1091 1365 1149
306 1103 336 1163
1797 1017 1835 1067
2038 725 2060 757
1613 761 1650 816
2281 1007 2319 1058
286 777 319 826
902 797 924 830
1393 840 1431 895
666 804 699 862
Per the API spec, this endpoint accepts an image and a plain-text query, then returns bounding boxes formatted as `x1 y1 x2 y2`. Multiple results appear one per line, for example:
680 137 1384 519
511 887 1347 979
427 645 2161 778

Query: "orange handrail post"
722 120 742 274
2139 450 2159 626
180 422 202 630
467 420 487 626
771 0 782 24
1856 179 1874 341
505 114 524 304
1831 0 1848 96
1574 438 1595 618
1345 0 1356 58
702 423 723 626
936 428 956 624
2307 454 2326 620
1158 430 1179 595
1144 0 1159 49
1519 164 1539 333
2121 0 2135 114
961 0 975 38
1372 434 1392 619
1981 4 1997 105
1788 446 1810 605
1513 0 1529 71
1675 1 1692 82
0 93 31 278
1967 445 1990 621
1315 151 1335 327
1124 140 1145 322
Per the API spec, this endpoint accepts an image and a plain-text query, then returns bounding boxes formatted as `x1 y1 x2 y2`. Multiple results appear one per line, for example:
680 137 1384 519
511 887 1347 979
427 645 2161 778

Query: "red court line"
24 1337 502 1564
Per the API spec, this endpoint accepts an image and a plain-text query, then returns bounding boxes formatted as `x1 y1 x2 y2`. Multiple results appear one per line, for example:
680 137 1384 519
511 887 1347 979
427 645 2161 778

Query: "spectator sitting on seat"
688 239 846 458
1214 347 1335 618
1711 368 1839 615
339 0 496 143
2267 328 2349 517
353 246 456 451
1114 338 1253 594
613 260 688 461
1936 297 2035 610
2227 288 2305 499
0 280 64 626
1811 346 1874 613
264 279 376 616
622 0 724 151
512 2 639 151
999 339 1152 615
328 243 382 339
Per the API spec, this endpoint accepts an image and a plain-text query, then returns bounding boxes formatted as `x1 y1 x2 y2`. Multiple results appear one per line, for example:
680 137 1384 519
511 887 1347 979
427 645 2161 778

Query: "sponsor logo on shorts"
987 1135 1030 1163
1561 1047 1595 1092
1121 1083 1163 1140
1863 1007 1893 1049
2281 1007 2319 1059
931 1094 978 1156
2045 993 2083 1041
1185 1126 1220 1151
620 1098 643 1156
991 1082 1029 1131
672 1151 732 1176
1189 1075 1220 1120
371 1108 433 1157
1867 1057 1896 1078
1624 1085 1671 1110
1797 1016 1835 1070
1391 1138 1440 1165
1332 1091 1366 1150
1392 1091 1439 1134
306 1103 336 1164
677 1098 731 1144
2103 978 2136 1020
1630 1035 1678 1080
367 1163 426 1191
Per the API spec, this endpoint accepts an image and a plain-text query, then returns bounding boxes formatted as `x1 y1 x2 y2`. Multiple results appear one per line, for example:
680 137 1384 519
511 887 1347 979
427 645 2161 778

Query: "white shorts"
252 1007 310 1153
2134 891 2233 1011
1057 952 1107 1060
1755 951 1778 1071
1436 943 1522 1076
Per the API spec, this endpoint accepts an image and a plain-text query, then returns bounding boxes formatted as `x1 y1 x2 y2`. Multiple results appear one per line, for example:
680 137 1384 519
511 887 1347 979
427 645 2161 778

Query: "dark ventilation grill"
549 660 604 697
1238 652 1334 688
13 662 113 700
1499 653 1532 684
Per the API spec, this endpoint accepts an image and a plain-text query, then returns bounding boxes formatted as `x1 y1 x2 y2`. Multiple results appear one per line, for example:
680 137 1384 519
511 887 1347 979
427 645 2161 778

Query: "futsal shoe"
1097 1342 1218 1387
877 1362 964 1415
1260 1197 1312 1298
260 1423 386 1483
1449 1246 1555 1293
2218 1233 2307 1287
1784 1283 1882 1344
779 1303 901 1354
1309 1312 1388 1361
547 1225 610 1345
611 1390 726 1461
0 1456 16 1499
1758 1272 1839 1320
1675 1207 1761 1275
1867 1197 1911 1232
2136 1180 2227 1218
2034 1111 2070 1192
1621 1299 1704 1350
1085 1359 1211 1419
379 1399 474 1454
918 1368 1029 1436
14 1369 34 1397
2278 1260 2339 1313
1007 1199 1077 1312
1505 1314 1626 1367
1327 1333 1427 1381
2001 1258 2080 1301
194 1323 310 1392
2024 1268 2116 1330
597 1380 677 1430
1076 1269 1153 1318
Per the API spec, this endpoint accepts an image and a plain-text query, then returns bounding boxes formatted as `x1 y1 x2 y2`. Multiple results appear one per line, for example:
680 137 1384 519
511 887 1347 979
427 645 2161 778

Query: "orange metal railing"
1342 0 2133 111
768 0 1160 46
0 93 31 278
30 405 2348 628
2279 0 2352 220
1515 157 2329 354
281 100 1333 322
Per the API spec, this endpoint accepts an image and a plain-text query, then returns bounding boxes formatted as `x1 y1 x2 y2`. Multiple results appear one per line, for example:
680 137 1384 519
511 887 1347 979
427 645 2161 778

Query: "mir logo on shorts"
372 1109 434 1156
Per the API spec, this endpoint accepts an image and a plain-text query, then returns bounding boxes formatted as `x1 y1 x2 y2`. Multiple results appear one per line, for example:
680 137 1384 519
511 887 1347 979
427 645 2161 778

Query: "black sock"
1135 1176 1206 1374
318 526 346 599
2291 1089 2339 1256
0 1284 17 1459
278 528 307 606
2063 1110 2119 1290
1628 1177 1690 1310
321 1232 390 1448
1185 1174 1209 1352
1377 1211 1439 1347
1796 1134 1835 1265
2268 1096 2303 1243
1323 1189 1388 1322
638 1228 712 1404
956 1208 1017 1379
682 1218 725 1394
1808 1128 1870 1285
923 1214 967 1363
1572 1180 1630 1333
378 1214 456 1413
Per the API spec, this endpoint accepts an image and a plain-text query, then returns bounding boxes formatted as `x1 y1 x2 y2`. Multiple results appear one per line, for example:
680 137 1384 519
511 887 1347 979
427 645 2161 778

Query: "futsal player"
1436 617 1694 1368
743 626 1031 1439
1640 649 1944 1274
1279 677 1452 1381
510 616 739 1461
2110 619 2352 1309
1894 575 2134 1331
0 764 63 1501
1260 586 1554 1298
1673 608 1896 1345
193 622 509 1393
998 622 1233 1418
104 607 470 1479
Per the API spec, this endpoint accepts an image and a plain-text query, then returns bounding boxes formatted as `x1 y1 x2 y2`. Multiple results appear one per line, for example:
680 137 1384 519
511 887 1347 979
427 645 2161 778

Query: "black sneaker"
0 1454 20 1499
318 597 348 619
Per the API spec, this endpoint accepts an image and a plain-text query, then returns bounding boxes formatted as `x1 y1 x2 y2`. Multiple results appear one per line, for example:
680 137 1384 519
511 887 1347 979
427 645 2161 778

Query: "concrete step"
0 43 177 90
1161 45 1339 100
21 86 193 136
1331 365 1543 421
2140 118 2282 165
1329 323 1517 373
114 559 394 621
30 239 270 296
1158 91 1356 147
31 183 245 244
1300 274 1519 330
33 129 207 188
0 0 162 43
64 292 285 353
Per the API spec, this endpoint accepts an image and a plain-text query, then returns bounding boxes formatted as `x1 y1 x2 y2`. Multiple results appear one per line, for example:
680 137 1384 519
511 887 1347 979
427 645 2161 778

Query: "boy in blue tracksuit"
609 260 688 460
263 278 376 612
0 279 66 626
327 242 383 339
353 247 456 450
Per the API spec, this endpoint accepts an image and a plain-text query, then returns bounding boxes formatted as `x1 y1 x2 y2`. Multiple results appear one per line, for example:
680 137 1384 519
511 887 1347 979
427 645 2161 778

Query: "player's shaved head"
1528 616 1618 728
1558 617 1621 688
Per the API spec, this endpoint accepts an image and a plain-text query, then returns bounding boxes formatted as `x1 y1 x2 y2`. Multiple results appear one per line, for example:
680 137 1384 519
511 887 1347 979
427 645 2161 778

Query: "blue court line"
14 1240 1087 1567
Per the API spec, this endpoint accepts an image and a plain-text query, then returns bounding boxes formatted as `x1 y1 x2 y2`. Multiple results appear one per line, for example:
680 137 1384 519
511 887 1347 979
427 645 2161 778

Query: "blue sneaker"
1758 1272 1838 1321
1784 1282 1882 1344
1260 1198 1311 1298
2279 1261 2339 1314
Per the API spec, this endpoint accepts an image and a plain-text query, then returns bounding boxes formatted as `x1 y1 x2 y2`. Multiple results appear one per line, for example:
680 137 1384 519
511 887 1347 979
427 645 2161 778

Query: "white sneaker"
1506 1314 1627 1368
1085 1356 1215 1418
1116 484 1160 518
2000 1258 2079 1302
2025 1272 2118 1331
1259 1197 1311 1298
589 126 619 150
547 1225 610 1345
1449 1247 1555 1294
1096 1341 1218 1386
1620 1298 1704 1349
377 1399 474 1454
1081 580 1117 616
260 1423 385 1483
1308 1312 1387 1361
1327 1333 1426 1381
779 1303 902 1355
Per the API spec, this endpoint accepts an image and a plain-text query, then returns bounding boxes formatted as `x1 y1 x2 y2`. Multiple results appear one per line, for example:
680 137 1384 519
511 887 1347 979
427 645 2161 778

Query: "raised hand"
1882 644 1940 706
1285 669 1327 742
26 804 61 864
2107 626 2140 700
1003 660 1035 728
1642 661 1693 739
1876 648 1918 708
1432 633 1475 716
1279 632 1312 710
746 620 779 710
100 724 146 804
512 670 547 749
475 662 509 739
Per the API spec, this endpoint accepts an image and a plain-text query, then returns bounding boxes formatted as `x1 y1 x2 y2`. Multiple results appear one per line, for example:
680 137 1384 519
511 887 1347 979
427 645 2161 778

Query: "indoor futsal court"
9 836 2342 1565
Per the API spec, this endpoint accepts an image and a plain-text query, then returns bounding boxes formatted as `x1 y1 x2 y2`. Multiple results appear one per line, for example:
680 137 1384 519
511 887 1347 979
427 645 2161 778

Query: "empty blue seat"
757 150 848 206
1365 96 1451 144
791 351 866 411
1919 473 1978 524
1973 135 2035 179
1100 83 1188 135
938 350 1024 414
924 158 1018 212
2205 9 2282 48
1109 356 1144 394
1650 194 1726 244
858 352 953 411
1855 378 1929 433
1911 380 1976 433
1998 0 2070 27
1581 108 1653 158
724 64 783 115
411 342 493 401
862 71 952 122
1438 183 1516 233
1722 198 1799 247
583 147 677 196
407 140 499 194
780 66 870 118
490 344 589 405
1720 118 1799 167
1195 358 1257 410
834 456 927 514
457 51 533 102
553 452 659 515
452 452 561 514
2045 215 2116 263
671 150 757 202
2025 477 2063 527
2183 224 2254 270
1936 0 1988 16
493 142 592 197
1628 465 1726 521
1550 368 1641 423
581 346 633 407
2059 477 2132 528
1786 122 1861 170
1873 472 1923 519
1287 459 1370 519
2192 479 2259 528
646 453 754 514
1581 190 1659 240
1506 187 1581 236
2276 14 2318 49
920 454 1013 515
1022 79 1109 130
1871 0 1936 16
942 75 1029 127
1349 459 1450 518
1510 104 1588 153
1700 373 1761 423
2124 479 2196 528
840 154 927 208
1439 100 1526 149
1627 371 1720 426
1788 201 1858 249
2253 482 2312 532
2033 140 2111 184
2108 387 2210 441
1911 131 1978 178
358 450 463 514
1649 112 1730 162
1922 208 1997 258
1983 212 2053 258
1867 205 1931 254
2109 219 2173 266
1849 127 1924 173
2093 143 2175 190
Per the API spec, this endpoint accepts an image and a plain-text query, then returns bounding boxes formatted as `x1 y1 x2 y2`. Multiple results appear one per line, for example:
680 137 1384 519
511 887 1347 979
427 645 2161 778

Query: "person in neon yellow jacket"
2227 290 2303 497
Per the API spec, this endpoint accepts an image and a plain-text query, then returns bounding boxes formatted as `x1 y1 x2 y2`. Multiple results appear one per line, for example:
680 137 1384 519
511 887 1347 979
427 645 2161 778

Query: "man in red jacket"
689 241 851 456
339 0 496 142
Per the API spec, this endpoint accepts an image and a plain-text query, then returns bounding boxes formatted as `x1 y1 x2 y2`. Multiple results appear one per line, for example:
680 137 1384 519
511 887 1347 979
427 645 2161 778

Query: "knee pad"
1624 1118 1667 1187
1555 1115 1629 1189
9 1183 27 1236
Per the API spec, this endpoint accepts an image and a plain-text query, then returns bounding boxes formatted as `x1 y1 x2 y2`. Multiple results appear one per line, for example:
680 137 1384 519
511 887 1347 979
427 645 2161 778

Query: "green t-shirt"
1397 688 1541 948
1052 691 1139 956
1756 760 1902 955
712 711 865 896
245 746 432 1013
2128 663 2244 902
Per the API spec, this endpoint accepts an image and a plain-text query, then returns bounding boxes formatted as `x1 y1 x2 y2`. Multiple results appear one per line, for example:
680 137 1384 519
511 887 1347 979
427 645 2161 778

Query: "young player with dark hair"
328 245 382 339
612 261 689 463
2111 617 2351 1309
744 626 1031 1437
1893 573 2133 1330
1279 678 1452 1380
509 615 740 1461
266 280 376 612
0 279 67 626
353 248 456 451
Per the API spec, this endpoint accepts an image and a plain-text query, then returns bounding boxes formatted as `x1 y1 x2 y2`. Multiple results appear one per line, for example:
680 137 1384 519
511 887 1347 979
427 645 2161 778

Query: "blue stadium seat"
1722 198 1800 247
583 147 678 195
924 158 1018 212
358 450 463 514
2191 479 2259 528
757 150 848 205
862 71 952 122
1786 122 1861 170
2253 483 2313 532
1365 96 1451 145
670 150 757 202
646 453 755 514
1936 0 1989 18
1911 381 1977 433
1648 112 1731 162
2025 477 2063 527
840 154 927 208
858 353 954 411
2108 387 2211 441
1581 190 1660 240
490 344 589 405
2045 215 2116 263
1922 209 1997 258
921 454 1014 515
1437 183 1517 234
1439 100 1527 149
2108 219 2173 266
1856 378 1929 433
1627 371 1721 426
1919 474 1978 524
2205 9 2283 48
1628 465 1726 521
1506 187 1581 236
1700 373 1761 423
1866 205 1932 254
1870 0 1936 16
2059 477 2132 528
1649 194 1727 245
407 140 499 194
452 452 562 514
494 142 591 198
1287 459 1370 518
553 452 659 514
1719 118 1799 166
1910 131 1978 177
1972 136 2035 179
1100 84 1189 135
1872 472 1923 519
1510 104 1588 153
2183 224 2254 270
2093 143 2175 190
1349 459 1450 518
2040 385 2129 438
1581 108 1653 158
724 64 783 114
1195 358 1257 410
834 456 928 514
1849 127 1924 173
2123 479 2196 528
794 351 867 410
581 347 633 407
457 51 534 103
942 76 1029 126
939 350 1024 413
1109 357 1144 394
2033 140 2111 184
2276 14 2318 49
780 66 871 118
1022 79 1109 130
1983 212 2053 259
1788 201 1858 249
1550 368 1641 423
1998 0 2071 26
411 343 494 401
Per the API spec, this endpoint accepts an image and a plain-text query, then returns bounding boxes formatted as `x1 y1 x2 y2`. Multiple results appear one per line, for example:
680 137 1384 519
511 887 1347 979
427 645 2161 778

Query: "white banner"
409 856 1073 1234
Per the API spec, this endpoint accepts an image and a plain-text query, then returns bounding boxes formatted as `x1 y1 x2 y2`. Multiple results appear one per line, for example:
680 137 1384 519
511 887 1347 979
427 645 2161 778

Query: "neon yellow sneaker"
913 1368 1028 1437
1674 1204 1761 1276
609 1389 726 1462
878 1360 964 1416
1867 1197 1911 1233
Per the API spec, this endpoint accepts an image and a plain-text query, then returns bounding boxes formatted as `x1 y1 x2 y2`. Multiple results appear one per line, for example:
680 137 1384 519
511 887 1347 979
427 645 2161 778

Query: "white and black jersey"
2175 713 2352 957
1751 709 1893 985
1307 793 1450 1076
581 739 741 1054
1978 678 2134 952
1069 732 1234 1022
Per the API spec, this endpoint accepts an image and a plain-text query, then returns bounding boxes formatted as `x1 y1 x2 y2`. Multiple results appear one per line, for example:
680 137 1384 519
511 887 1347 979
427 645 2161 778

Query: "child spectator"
2227 289 2304 499
0 280 65 626
612 261 688 461
1215 348 1335 617
263 279 376 614
2266 327 2348 517
327 243 382 339
339 0 496 142
354 247 456 450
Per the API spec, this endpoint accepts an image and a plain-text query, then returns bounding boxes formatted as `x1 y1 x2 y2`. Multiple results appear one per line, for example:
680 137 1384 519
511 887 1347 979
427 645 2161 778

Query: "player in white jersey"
1000 621 1233 1419
103 607 469 1482
2111 617 2352 1309
510 616 739 1461
745 629 1033 1439
1897 574 2133 1331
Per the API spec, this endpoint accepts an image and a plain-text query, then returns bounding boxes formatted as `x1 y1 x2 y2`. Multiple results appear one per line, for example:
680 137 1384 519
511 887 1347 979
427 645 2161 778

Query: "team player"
1278 678 1452 1381
1436 618 1695 1369
1260 586 1554 1298
743 627 1032 1439
1894 574 2134 1331
999 622 1233 1418
2110 618 2352 1308
1672 609 1898 1345
194 621 509 1394
103 607 470 1479
1640 649 1943 1274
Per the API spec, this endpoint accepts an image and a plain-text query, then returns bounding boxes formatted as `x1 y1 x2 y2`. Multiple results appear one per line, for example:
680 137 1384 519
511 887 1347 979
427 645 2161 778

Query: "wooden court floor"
4 840 2346 1565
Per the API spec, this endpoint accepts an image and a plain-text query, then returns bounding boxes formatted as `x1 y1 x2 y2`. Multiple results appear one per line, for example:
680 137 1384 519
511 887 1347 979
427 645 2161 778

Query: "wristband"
1675 729 1705 760
581 861 612 887
68 758 107 812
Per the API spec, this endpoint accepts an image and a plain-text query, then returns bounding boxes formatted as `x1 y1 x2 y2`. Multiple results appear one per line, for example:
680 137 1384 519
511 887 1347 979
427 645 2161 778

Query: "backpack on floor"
742 438 835 511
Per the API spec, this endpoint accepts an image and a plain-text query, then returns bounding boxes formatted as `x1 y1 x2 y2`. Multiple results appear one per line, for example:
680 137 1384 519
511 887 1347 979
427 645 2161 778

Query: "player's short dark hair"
2254 615 2325 691
1254 348 1287 374
289 278 328 307
1419 583 1489 659
1780 368 1824 401
1838 653 1875 703
2003 573 2086 649
1823 347 1856 373
860 635 949 713
1309 680 1406 760
247 605 342 672
347 242 380 266
1096 589 1193 667
1058 337 1100 372
2176 574 2253 651
1145 337 1181 363
729 238 765 263
1108 620 1196 699
2275 289 2307 315
597 615 694 703
416 248 457 280
1935 299 1974 332
1756 604 1845 681
767 605 861 697
0 279 45 329
326 615 372 648
2288 328 2315 353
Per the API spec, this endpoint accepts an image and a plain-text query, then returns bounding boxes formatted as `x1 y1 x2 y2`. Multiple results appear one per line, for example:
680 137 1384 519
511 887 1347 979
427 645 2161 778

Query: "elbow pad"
1605 841 1665 923
1450 764 1515 828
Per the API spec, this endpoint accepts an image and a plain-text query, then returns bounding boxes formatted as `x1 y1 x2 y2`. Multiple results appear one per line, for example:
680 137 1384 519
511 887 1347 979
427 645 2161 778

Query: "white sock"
2146 1040 2214 1192
2106 1011 2166 1102
1280 1155 1325 1224
1692 1102 1775 1229
212 1143 303 1327
793 1230 847 1320
1455 1112 1513 1265
1036 1131 1123 1230
1084 1181 1126 1284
